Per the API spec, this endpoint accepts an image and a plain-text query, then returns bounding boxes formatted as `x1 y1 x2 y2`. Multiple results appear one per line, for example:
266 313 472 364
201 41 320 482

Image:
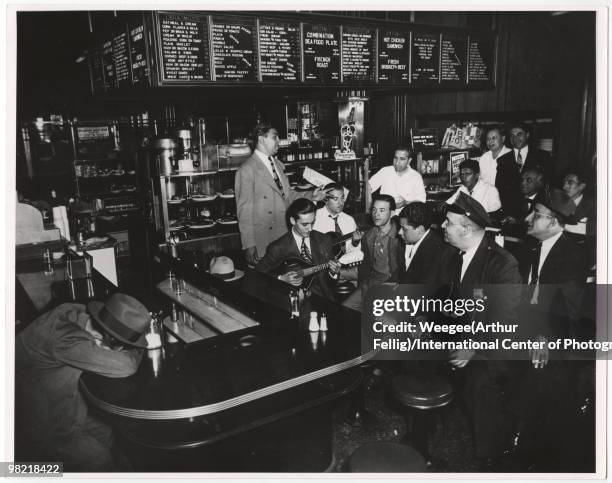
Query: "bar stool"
391 370 453 465
348 441 428 472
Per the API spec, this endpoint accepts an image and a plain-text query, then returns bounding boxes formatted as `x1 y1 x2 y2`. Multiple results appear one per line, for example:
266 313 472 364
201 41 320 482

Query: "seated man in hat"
446 159 502 219
15 293 151 472
255 198 341 300
442 193 522 469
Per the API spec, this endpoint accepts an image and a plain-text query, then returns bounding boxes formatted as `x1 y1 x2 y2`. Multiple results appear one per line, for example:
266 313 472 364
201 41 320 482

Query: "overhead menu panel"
89 51 106 94
341 26 376 82
112 28 131 88
129 15 149 86
101 39 116 90
410 31 440 84
467 34 496 85
302 23 341 83
378 28 410 83
211 16 258 81
258 20 300 82
158 12 210 82
440 32 467 84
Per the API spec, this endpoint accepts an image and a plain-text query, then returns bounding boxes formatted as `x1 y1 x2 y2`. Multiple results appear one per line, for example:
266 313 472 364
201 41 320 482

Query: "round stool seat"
348 442 428 472
392 372 452 409
335 280 356 294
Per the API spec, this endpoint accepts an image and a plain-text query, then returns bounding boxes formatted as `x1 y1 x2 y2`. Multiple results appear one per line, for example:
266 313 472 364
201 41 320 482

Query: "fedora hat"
88 293 150 348
209 256 244 282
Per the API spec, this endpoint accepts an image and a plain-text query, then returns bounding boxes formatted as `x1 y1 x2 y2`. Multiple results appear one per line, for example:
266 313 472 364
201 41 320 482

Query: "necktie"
529 242 542 304
517 150 523 169
457 251 465 282
268 156 285 197
301 236 313 264
330 215 342 235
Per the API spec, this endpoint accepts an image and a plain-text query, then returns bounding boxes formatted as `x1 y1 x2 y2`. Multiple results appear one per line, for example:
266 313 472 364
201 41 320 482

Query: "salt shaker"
319 313 328 331
308 311 319 332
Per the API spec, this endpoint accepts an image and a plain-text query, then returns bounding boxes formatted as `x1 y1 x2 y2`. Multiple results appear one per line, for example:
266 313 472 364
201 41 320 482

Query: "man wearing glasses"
313 182 362 253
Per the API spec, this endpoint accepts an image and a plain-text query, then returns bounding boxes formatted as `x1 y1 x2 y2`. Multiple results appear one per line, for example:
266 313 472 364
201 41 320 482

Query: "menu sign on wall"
467 34 495 84
89 51 105 94
378 29 410 83
159 12 210 82
302 23 341 82
129 18 149 86
410 32 440 84
112 29 131 87
212 17 258 81
258 20 300 82
101 40 116 89
440 33 467 84
341 26 376 82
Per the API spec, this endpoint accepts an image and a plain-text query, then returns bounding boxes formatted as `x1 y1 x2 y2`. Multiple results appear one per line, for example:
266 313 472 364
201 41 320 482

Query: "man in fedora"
15 293 151 472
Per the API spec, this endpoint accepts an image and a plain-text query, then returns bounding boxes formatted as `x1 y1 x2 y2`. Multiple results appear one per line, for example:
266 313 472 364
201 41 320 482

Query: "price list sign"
89 51 105 94
467 34 495 85
341 26 376 82
112 29 131 87
410 32 440 84
440 33 467 84
129 17 149 86
158 13 209 82
378 29 410 83
101 40 116 89
302 24 340 82
212 17 257 81
258 21 300 82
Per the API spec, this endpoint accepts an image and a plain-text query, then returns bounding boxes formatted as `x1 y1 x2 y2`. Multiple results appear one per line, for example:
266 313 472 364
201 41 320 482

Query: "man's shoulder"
236 153 258 172
310 230 332 247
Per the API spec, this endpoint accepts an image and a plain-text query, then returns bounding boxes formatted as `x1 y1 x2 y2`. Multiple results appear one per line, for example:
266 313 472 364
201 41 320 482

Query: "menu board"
410 32 440 84
101 40 116 89
467 34 495 84
258 20 300 82
89 51 106 94
341 26 376 82
302 23 341 82
129 17 149 86
440 33 467 84
158 12 210 82
212 17 258 81
112 29 131 88
378 29 410 83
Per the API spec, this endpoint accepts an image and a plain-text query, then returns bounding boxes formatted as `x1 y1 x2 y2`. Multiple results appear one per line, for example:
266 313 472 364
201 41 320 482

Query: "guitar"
277 250 364 290
325 229 363 257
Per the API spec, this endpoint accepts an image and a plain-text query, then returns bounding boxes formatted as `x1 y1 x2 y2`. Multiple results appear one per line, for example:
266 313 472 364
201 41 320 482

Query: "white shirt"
255 149 280 178
446 179 501 213
404 229 430 269
514 146 529 166
529 231 563 283
312 206 360 251
478 146 512 185
460 233 485 281
291 228 312 256
369 165 426 216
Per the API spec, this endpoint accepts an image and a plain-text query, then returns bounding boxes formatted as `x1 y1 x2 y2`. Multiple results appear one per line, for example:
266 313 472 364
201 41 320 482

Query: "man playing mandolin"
255 198 343 300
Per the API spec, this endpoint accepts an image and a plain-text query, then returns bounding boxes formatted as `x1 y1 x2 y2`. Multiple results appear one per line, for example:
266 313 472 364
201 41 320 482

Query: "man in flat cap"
442 192 522 470
503 190 591 469
15 293 150 471
446 159 501 217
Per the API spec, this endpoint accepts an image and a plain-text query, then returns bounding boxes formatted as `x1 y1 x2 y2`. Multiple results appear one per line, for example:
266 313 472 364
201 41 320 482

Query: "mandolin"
325 229 364 256
277 250 364 290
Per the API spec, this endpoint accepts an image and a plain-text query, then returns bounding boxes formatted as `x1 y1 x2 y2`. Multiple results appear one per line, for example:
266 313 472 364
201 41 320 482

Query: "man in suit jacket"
398 202 454 285
442 193 522 468
235 123 325 266
562 170 596 266
509 122 553 180
256 198 340 300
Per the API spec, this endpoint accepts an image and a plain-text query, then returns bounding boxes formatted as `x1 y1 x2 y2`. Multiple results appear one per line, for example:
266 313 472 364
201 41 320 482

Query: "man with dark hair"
15 293 150 471
369 145 425 216
508 122 552 180
235 123 326 265
503 165 547 226
343 194 404 311
255 198 340 300
398 202 454 284
562 169 596 237
446 159 501 215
